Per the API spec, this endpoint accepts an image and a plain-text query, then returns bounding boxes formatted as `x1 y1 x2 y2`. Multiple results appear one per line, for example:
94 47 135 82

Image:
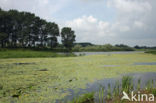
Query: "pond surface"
74 51 144 56
134 62 156 65
58 51 144 56
103 62 156 67
56 72 156 103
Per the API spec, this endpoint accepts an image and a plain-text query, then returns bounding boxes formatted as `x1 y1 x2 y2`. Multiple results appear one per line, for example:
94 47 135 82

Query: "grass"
98 85 105 103
70 76 156 103
0 49 75 58
122 76 133 94
145 50 156 55
152 89 156 96
0 52 156 102
68 92 94 103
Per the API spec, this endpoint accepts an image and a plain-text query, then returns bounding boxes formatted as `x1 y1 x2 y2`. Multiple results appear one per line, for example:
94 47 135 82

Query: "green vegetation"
0 49 75 58
121 76 133 94
98 85 105 103
0 52 156 102
0 8 76 50
69 92 94 103
134 45 156 50
145 50 156 55
74 42 94 47
72 44 134 52
152 89 156 96
61 27 76 51
70 76 156 103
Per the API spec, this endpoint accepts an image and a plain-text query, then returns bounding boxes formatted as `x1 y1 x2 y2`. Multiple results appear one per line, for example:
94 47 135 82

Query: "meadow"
0 49 75 58
0 52 156 103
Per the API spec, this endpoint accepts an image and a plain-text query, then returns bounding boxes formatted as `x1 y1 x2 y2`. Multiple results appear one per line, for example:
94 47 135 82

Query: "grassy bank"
0 52 156 102
0 49 75 58
145 50 156 55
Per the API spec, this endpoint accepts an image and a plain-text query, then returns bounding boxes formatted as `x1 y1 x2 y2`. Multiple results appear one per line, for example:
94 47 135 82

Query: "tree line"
0 8 76 50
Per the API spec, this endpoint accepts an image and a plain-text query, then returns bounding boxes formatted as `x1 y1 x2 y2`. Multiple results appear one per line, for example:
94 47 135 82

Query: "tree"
0 32 8 47
0 8 62 49
8 10 20 47
0 9 12 47
61 27 76 51
46 22 59 48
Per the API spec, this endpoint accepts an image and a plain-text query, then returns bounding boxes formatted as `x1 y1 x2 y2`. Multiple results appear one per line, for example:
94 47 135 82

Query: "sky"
0 0 156 46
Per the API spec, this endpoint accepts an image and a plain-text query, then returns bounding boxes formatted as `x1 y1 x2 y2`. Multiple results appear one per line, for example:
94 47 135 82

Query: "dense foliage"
61 27 76 50
0 8 76 49
134 45 156 49
72 44 134 51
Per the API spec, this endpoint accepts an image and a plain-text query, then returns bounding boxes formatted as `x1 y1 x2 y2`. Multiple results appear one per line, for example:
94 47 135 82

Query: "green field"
0 52 156 103
0 49 75 58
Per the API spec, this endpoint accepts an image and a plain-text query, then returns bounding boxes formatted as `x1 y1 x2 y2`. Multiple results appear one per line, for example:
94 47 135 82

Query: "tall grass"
122 76 133 94
113 81 120 97
68 92 94 103
0 49 75 58
70 76 156 103
98 85 105 103
106 83 111 100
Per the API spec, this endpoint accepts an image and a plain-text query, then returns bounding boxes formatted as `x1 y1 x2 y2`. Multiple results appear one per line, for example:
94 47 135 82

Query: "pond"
74 51 144 56
58 51 144 56
56 72 156 103
134 62 156 65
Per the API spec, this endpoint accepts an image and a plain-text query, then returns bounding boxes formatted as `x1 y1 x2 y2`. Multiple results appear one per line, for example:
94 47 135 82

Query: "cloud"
65 0 156 46
0 0 156 46
66 16 112 42
108 0 156 39
0 0 70 21
107 0 152 13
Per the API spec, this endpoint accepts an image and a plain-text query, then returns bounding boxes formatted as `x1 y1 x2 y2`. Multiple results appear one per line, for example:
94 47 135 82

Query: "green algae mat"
0 52 156 103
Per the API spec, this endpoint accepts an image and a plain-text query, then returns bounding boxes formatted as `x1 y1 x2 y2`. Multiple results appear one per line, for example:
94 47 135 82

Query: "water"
56 72 156 103
58 51 144 56
102 65 119 67
102 62 156 67
134 62 156 65
73 51 144 56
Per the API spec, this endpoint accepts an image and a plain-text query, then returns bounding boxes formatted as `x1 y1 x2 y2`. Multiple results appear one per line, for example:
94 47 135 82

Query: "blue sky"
52 0 115 22
0 0 156 46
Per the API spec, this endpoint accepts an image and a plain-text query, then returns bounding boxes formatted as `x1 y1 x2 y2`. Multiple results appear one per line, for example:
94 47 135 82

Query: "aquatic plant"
137 79 141 91
0 84 3 90
151 79 154 89
98 85 105 103
122 76 133 94
113 81 120 97
106 83 112 100
152 89 156 96
68 92 94 103
69 75 156 103
146 80 152 91
0 52 156 102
